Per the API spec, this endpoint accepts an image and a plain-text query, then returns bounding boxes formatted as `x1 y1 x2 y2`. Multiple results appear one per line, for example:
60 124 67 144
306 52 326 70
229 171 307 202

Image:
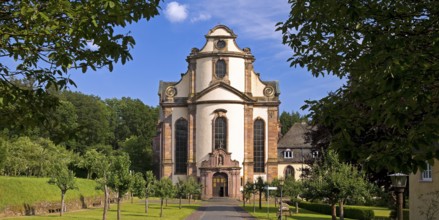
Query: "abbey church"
156 25 288 200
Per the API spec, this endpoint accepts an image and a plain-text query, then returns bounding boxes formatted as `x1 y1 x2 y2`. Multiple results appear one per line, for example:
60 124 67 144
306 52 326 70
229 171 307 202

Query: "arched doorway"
212 172 228 197
285 166 295 179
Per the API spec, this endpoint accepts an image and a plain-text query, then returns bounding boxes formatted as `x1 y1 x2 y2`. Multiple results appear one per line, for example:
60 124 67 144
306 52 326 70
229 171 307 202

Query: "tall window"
422 162 432 181
215 60 226 78
254 119 265 173
214 117 227 149
175 119 188 174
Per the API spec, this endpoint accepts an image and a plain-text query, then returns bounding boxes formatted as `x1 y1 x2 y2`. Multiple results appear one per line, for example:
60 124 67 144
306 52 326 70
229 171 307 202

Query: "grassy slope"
3 199 200 220
0 176 103 211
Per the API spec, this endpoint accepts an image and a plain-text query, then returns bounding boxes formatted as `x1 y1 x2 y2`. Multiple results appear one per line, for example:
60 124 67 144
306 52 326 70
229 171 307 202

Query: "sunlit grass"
3 199 200 220
242 202 354 220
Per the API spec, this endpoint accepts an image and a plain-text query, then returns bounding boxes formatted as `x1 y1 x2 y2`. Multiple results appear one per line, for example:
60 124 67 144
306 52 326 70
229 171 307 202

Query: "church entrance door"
212 172 228 197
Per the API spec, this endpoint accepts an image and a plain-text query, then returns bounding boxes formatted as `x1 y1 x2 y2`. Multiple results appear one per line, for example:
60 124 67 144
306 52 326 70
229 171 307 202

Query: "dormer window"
215 60 226 78
284 149 293 159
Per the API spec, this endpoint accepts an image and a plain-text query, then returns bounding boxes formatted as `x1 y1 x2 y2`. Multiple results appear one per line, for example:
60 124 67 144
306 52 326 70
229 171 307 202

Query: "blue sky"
69 0 344 114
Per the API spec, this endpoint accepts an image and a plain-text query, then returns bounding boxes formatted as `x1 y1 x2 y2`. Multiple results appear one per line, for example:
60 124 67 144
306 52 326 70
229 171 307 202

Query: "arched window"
214 117 227 149
254 119 265 173
175 119 188 174
285 166 295 178
215 60 226 78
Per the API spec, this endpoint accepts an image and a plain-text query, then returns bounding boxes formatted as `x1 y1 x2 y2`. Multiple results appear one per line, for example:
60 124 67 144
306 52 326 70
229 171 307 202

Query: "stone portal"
200 149 241 200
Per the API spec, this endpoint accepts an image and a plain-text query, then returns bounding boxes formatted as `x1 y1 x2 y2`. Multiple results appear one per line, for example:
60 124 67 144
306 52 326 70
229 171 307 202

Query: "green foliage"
279 111 307 136
62 91 113 153
0 0 161 129
2 136 72 176
303 150 372 219
298 201 375 220
107 153 133 197
277 0 439 173
154 177 175 217
283 176 303 201
120 135 153 173
0 176 102 212
154 177 175 200
48 164 77 193
183 176 202 202
77 148 101 179
132 172 146 198
144 170 156 198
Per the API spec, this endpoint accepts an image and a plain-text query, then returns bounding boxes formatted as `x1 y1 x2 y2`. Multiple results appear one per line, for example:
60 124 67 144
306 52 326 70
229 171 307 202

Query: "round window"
216 40 226 49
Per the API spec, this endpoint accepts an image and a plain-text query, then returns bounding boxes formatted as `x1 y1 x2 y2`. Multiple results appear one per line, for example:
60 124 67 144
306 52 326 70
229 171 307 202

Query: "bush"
298 201 375 220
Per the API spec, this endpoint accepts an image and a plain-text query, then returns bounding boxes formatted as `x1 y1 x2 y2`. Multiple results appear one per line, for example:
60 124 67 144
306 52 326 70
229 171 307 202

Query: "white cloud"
164 2 188 23
190 0 290 40
190 12 211 23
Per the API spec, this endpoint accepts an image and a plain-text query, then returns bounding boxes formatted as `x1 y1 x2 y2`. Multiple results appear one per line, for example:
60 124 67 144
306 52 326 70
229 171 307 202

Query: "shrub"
298 201 375 220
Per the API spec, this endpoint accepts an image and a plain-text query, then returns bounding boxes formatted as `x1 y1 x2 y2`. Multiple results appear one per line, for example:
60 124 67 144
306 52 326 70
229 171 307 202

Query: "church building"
156 25 280 200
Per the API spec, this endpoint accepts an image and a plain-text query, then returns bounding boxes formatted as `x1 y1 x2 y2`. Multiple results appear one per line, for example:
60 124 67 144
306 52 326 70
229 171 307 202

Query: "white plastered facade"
157 25 280 199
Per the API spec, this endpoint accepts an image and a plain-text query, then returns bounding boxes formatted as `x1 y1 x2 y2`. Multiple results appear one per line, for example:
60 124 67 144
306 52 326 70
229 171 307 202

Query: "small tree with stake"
107 154 133 220
154 177 175 217
48 163 76 216
144 170 156 214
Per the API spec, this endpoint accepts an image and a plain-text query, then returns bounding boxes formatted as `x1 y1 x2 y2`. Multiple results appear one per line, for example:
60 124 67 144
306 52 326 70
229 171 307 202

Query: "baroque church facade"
156 25 280 199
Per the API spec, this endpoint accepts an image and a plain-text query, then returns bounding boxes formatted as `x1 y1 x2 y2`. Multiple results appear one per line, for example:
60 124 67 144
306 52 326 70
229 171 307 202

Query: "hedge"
298 201 375 220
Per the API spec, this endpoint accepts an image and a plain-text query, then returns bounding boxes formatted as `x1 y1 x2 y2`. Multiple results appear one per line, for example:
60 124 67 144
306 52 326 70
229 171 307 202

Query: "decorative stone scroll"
263 86 275 97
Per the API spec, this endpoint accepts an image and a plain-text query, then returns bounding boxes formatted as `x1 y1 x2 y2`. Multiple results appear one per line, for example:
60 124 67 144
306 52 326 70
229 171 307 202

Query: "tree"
62 91 113 154
132 172 146 204
144 170 156 214
175 178 186 209
184 176 201 204
78 149 101 179
0 0 161 129
242 182 254 208
120 136 153 173
283 176 303 213
277 0 439 173
303 150 370 220
107 153 133 220
255 176 266 209
93 152 112 220
154 177 175 218
48 163 77 216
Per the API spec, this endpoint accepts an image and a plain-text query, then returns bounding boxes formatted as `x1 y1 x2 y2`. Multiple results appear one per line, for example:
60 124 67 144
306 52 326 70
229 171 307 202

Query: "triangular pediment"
192 82 255 103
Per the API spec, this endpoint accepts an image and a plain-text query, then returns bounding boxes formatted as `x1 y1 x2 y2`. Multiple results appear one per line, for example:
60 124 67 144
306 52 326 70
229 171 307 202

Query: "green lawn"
243 202 392 220
2 199 200 220
242 204 356 220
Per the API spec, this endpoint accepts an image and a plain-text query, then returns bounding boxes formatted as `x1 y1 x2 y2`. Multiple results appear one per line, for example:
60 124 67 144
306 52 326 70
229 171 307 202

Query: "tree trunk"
259 191 262 209
160 198 164 217
103 185 108 220
339 200 344 220
145 198 148 213
179 196 182 209
131 191 133 204
60 191 65 216
331 203 337 220
189 194 192 204
117 196 121 220
165 198 168 207
295 201 299 213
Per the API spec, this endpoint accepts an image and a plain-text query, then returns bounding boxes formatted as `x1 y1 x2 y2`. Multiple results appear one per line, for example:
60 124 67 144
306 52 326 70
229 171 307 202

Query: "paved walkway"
185 197 256 220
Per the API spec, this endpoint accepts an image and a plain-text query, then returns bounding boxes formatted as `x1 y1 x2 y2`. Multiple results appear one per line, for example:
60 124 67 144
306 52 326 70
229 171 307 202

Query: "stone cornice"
186 51 255 61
